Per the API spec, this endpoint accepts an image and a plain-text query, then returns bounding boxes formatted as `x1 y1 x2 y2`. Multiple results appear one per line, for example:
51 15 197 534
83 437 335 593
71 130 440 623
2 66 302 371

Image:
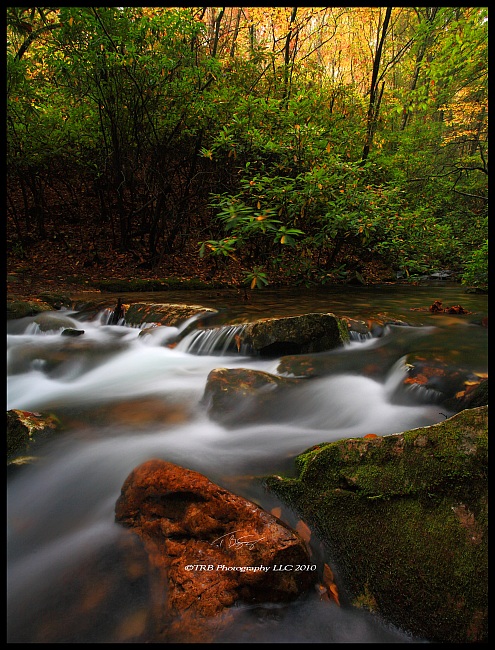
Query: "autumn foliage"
6 7 488 292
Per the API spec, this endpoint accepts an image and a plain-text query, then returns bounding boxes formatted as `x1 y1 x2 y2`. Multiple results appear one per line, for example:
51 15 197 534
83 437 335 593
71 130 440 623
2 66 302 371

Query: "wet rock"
202 367 303 426
7 299 52 320
61 328 85 336
115 459 315 642
7 409 63 464
444 378 488 412
33 312 79 332
123 302 216 327
276 325 434 380
239 312 350 357
265 406 488 644
400 358 484 407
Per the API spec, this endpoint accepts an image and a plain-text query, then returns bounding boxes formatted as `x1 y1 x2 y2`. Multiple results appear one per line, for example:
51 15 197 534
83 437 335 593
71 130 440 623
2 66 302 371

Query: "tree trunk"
360 6 392 165
282 7 298 102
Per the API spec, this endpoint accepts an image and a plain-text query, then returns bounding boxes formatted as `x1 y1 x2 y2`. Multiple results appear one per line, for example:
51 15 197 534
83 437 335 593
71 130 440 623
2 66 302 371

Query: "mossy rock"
240 312 350 356
265 406 488 643
7 409 63 464
7 299 52 320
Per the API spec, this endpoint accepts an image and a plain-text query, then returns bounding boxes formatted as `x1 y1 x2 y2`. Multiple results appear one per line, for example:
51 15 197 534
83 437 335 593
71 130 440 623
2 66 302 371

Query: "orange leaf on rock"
323 563 340 606
363 433 378 439
296 520 311 543
328 583 340 606
270 507 282 518
323 562 334 585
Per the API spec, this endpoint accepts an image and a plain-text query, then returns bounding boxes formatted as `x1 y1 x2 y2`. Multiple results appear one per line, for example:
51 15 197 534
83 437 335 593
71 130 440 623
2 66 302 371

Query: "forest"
6 7 488 293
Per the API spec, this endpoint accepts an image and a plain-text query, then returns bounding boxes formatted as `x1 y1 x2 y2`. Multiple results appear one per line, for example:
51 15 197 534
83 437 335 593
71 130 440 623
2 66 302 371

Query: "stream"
7 283 488 643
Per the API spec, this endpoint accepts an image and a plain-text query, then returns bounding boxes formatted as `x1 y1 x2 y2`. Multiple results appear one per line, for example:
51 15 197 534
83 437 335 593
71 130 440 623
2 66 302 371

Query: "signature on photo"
210 530 265 550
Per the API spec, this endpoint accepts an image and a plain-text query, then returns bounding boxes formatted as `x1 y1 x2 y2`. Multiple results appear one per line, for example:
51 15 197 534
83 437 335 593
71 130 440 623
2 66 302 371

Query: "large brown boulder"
115 459 315 642
239 312 349 356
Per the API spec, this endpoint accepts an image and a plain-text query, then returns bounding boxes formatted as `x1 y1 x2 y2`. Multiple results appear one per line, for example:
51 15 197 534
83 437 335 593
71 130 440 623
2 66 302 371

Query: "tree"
361 6 392 164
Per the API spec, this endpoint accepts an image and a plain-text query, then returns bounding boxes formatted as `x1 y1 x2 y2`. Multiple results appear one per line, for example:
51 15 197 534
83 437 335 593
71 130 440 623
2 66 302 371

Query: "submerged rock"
239 312 349 356
6 528 155 643
115 459 315 642
265 406 488 644
202 367 303 426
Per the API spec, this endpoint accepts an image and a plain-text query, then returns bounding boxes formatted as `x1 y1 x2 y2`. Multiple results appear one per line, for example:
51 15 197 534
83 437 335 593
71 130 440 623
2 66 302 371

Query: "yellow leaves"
69 16 74 26
257 214 268 221
326 142 331 153
250 277 257 290
257 201 261 209
280 235 287 244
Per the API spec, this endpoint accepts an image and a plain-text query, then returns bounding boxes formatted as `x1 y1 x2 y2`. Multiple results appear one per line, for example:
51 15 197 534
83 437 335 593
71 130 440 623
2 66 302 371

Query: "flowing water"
7 284 488 643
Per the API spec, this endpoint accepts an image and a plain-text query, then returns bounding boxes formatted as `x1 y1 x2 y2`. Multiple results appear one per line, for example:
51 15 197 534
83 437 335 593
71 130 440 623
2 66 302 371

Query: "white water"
7 296 487 643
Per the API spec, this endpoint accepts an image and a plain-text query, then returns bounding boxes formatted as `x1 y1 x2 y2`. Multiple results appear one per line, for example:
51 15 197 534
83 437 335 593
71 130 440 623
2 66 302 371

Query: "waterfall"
176 324 248 356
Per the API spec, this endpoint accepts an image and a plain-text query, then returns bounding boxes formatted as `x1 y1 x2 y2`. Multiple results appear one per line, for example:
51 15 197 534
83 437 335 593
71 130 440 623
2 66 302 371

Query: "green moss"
7 300 52 320
265 407 488 643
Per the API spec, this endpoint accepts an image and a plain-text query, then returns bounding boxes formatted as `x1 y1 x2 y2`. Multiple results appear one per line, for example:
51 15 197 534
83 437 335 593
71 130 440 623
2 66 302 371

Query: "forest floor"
6 236 396 304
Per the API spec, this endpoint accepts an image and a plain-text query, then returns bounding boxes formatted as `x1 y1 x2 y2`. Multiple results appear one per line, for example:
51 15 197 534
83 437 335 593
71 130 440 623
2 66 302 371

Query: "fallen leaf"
328 583 340 606
296 520 311 543
270 507 282 518
322 563 340 606
323 563 334 584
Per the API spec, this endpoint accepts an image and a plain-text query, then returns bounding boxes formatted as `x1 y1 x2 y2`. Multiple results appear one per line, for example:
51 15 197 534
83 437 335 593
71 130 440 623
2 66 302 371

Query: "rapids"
7 284 487 643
